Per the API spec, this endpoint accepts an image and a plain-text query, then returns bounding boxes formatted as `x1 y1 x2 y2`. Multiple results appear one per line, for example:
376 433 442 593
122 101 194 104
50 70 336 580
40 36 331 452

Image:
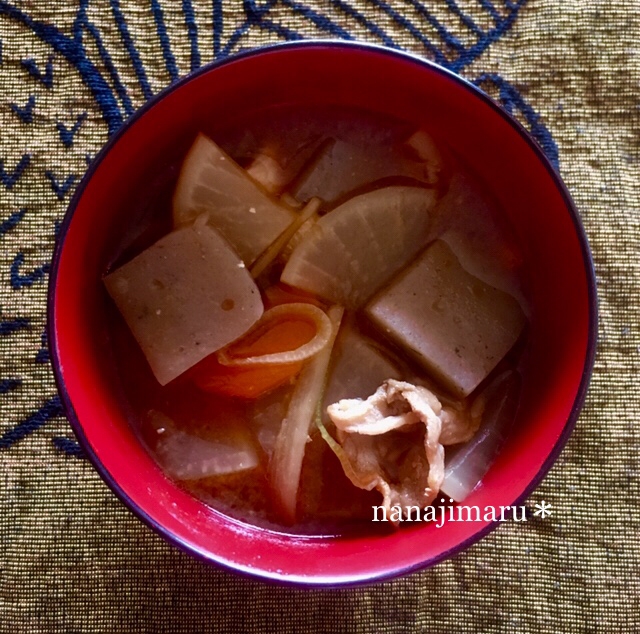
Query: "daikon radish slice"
172 133 296 264
435 171 524 298
149 411 260 480
245 153 290 194
249 198 320 279
441 372 521 501
281 186 436 309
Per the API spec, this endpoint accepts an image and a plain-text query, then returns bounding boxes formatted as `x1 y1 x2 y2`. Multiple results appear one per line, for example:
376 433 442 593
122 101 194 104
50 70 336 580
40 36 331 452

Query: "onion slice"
216 303 332 367
249 198 321 279
269 305 344 523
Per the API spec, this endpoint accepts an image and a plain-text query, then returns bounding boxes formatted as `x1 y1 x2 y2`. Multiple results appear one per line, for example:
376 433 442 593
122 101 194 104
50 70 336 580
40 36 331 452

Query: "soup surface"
105 104 529 535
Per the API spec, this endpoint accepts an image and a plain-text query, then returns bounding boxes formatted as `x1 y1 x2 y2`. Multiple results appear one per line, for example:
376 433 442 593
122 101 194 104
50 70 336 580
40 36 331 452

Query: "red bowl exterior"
48 41 597 586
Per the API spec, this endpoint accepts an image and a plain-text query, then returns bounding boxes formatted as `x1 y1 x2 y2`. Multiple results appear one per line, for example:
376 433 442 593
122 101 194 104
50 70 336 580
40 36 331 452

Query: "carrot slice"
225 317 316 360
191 357 304 399
190 310 318 399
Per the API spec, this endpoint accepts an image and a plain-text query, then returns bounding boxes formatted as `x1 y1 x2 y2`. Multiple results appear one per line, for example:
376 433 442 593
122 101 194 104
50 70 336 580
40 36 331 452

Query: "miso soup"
105 105 529 535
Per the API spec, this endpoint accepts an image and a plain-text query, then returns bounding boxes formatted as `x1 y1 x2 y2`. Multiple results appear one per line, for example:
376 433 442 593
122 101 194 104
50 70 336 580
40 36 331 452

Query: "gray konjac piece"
365 240 526 397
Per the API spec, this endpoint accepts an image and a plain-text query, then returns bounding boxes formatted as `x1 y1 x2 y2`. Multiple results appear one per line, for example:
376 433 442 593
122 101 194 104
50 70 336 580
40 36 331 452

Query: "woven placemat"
1 1 638 631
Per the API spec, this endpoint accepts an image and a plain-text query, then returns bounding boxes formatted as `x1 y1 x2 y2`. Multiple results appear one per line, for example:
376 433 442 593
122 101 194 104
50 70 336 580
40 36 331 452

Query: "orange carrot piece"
226 318 316 359
190 314 317 399
191 358 304 399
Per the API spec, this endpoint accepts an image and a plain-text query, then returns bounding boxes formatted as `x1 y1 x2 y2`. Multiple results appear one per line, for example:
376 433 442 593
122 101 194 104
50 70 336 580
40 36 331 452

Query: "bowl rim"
47 38 599 587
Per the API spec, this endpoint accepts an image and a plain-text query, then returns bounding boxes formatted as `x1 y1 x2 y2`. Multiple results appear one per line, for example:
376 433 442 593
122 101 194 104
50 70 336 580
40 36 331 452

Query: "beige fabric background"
0 1 638 631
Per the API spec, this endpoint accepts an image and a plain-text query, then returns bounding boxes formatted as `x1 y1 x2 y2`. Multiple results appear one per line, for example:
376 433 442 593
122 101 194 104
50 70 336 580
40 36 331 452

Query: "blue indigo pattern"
56 113 87 147
0 377 21 395
35 330 50 364
10 95 36 123
0 208 27 236
0 397 64 449
51 436 85 457
0 154 30 190
20 55 54 88
0 315 30 336
45 171 78 200
0 0 558 457
10 253 51 290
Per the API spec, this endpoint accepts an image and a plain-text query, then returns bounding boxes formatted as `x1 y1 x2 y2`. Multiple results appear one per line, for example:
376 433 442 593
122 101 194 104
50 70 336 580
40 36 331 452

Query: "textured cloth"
0 1 638 632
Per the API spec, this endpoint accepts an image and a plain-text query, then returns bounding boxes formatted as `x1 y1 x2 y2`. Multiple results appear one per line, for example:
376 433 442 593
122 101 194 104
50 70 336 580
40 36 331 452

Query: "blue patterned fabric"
1 1 638 631
0 0 557 457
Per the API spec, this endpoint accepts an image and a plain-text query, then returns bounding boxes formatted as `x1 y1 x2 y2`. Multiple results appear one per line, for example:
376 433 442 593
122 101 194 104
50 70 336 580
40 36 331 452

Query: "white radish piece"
248 387 290 459
246 137 323 195
245 153 290 194
172 134 297 264
156 430 260 480
149 411 260 480
249 198 320 279
435 171 524 300
441 372 521 501
281 186 436 309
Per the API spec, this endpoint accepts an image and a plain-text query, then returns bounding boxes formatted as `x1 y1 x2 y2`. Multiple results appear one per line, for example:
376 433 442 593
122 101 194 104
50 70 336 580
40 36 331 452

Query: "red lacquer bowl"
48 41 597 586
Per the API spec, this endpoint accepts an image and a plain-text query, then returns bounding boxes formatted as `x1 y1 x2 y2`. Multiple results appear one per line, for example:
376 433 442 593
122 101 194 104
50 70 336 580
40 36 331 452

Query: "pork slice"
327 379 446 522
